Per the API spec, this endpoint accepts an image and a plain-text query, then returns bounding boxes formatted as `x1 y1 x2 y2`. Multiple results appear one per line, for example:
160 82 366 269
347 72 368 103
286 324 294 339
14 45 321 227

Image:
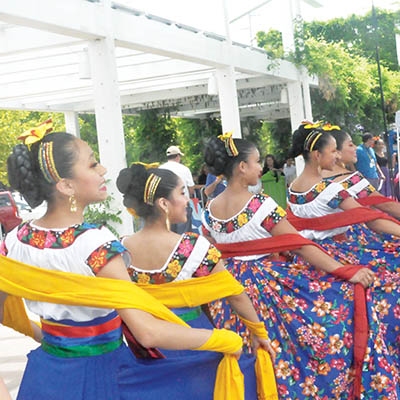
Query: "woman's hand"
252 335 276 362
348 268 375 288
227 347 243 360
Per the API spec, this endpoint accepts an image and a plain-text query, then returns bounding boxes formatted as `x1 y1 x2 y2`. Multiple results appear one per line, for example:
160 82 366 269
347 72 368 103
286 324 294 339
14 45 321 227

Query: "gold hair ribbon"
144 173 161 205
321 123 340 131
309 133 323 152
132 161 160 169
18 119 53 146
302 120 322 130
217 131 239 157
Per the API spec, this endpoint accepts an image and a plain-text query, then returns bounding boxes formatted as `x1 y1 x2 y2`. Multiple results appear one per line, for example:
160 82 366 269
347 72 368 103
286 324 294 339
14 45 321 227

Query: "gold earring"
165 209 170 232
69 195 77 212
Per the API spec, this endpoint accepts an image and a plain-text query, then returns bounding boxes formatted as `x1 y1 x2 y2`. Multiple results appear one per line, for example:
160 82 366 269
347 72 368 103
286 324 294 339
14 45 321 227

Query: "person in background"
204 173 227 200
159 145 195 233
2 131 242 400
373 137 393 197
355 132 384 189
282 157 296 186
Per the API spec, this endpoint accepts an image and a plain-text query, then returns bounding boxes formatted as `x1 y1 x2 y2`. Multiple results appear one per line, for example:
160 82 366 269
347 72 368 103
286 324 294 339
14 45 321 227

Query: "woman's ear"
55 179 74 197
238 160 247 174
156 197 169 213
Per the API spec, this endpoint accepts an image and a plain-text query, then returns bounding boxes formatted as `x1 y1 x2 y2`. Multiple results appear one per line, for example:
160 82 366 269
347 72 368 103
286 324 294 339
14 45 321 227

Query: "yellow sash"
0 255 277 399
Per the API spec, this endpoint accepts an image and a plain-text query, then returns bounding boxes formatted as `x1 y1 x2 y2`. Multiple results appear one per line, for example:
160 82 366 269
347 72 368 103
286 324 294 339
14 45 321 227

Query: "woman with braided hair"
287 123 400 399
201 133 379 399
1 130 245 400
116 162 278 399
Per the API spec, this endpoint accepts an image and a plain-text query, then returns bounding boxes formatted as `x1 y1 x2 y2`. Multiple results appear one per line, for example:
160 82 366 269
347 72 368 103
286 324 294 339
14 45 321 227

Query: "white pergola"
0 0 315 234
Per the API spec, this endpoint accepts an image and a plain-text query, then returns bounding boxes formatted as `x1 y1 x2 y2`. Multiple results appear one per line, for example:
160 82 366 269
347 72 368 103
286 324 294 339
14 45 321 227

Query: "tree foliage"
256 7 400 135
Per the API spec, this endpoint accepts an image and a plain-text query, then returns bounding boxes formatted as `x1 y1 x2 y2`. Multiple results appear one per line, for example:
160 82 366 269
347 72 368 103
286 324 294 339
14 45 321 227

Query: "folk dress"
288 180 400 399
126 232 258 399
202 193 366 399
2 221 237 400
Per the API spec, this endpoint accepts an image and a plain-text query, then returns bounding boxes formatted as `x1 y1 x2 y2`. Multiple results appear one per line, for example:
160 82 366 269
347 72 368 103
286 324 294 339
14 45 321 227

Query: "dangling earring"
69 195 77 212
165 209 170 232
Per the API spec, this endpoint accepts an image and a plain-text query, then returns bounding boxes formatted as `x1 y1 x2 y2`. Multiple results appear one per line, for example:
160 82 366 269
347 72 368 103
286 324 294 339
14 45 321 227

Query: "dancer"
201 133 375 399
2 130 243 400
287 123 400 399
116 162 277 399
321 127 400 218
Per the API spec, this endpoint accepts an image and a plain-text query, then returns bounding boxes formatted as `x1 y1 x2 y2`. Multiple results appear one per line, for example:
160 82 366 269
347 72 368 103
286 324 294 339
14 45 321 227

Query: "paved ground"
0 325 39 399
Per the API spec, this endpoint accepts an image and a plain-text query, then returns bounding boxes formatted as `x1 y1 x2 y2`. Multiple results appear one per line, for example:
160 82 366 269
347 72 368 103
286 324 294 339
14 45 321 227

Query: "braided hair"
7 132 78 208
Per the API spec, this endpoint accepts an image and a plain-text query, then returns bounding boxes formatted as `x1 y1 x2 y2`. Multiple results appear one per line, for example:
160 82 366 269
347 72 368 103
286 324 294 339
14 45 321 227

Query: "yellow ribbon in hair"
321 123 340 131
18 119 53 146
132 161 160 169
218 131 239 157
0 256 244 400
302 120 321 130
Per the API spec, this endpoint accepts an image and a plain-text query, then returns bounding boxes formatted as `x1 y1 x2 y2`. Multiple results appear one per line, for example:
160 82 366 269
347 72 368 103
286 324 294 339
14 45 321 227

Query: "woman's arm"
368 191 400 219
212 261 260 323
211 261 275 358
341 197 400 237
270 218 374 287
97 257 214 350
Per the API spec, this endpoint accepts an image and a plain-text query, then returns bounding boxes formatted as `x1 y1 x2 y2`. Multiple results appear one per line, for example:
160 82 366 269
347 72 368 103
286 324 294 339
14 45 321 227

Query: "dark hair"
7 132 78 208
203 136 257 179
329 129 351 151
116 164 179 220
290 124 333 161
262 154 279 175
362 133 373 143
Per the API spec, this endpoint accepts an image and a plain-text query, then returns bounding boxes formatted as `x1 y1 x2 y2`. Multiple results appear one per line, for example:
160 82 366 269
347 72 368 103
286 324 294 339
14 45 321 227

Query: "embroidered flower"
226 221 235 233
248 197 261 212
166 259 181 277
137 273 151 284
44 231 57 248
178 239 194 257
60 227 75 247
212 221 222 232
207 247 221 263
237 212 248 227
88 248 108 273
17 224 29 240
29 230 46 249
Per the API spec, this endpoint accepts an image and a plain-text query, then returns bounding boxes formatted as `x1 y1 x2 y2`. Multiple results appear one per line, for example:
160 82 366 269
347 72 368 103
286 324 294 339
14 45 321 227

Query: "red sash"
286 206 399 231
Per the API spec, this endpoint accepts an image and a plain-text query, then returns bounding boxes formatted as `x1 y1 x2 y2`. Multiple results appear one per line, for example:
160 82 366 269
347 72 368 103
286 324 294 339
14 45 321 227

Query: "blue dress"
203 193 400 399
288 180 400 399
127 232 257 399
3 222 250 400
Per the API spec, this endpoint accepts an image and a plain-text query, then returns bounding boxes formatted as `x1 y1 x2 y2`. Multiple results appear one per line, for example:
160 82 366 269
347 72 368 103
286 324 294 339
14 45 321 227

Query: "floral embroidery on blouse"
128 232 221 284
261 205 286 232
204 194 285 233
340 172 375 198
86 240 126 274
17 221 101 249
289 180 350 209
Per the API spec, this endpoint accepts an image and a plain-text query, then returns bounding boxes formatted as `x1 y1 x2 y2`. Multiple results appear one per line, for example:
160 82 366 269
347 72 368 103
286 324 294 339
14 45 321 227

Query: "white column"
87 37 132 236
215 67 242 138
218 0 242 138
64 111 80 138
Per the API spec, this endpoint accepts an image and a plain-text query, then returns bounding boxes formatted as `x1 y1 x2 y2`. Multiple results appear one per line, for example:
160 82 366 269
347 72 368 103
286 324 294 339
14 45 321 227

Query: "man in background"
159 145 195 233
355 133 384 189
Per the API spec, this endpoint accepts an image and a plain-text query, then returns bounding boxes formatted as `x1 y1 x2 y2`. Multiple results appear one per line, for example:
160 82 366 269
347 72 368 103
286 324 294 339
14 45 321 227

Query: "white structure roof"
0 0 314 122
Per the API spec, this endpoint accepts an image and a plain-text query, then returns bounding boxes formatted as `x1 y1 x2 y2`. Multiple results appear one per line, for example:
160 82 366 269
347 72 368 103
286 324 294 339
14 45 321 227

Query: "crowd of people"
0 120 399 400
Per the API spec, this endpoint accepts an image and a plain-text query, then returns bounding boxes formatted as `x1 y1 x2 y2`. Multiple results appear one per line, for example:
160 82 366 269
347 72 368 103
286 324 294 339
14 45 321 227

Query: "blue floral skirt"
210 250 400 399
